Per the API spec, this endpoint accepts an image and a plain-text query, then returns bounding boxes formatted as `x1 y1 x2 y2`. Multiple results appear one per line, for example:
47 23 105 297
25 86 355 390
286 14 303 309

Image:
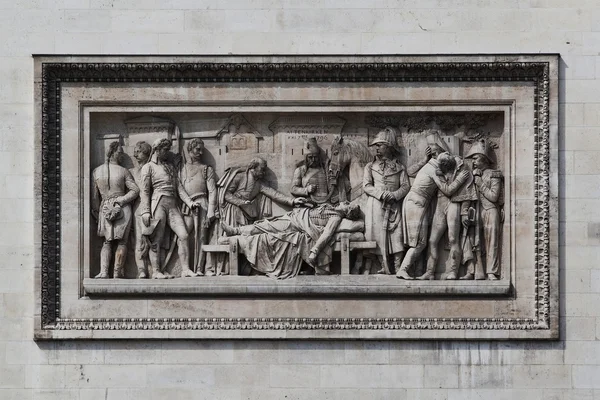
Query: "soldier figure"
396 152 470 280
139 138 202 279
179 138 218 275
129 141 152 278
462 138 504 280
92 141 140 279
418 135 477 280
363 127 410 274
291 137 338 205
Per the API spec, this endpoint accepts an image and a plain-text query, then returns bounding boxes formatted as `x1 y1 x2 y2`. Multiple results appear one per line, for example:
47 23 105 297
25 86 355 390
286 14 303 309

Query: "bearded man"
291 137 338 205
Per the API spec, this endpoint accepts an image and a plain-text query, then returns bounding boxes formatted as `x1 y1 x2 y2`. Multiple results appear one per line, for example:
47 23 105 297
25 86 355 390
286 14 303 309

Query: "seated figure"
221 202 362 279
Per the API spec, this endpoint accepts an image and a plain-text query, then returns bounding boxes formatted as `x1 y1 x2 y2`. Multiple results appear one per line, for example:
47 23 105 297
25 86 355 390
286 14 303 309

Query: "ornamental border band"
91 127 504 281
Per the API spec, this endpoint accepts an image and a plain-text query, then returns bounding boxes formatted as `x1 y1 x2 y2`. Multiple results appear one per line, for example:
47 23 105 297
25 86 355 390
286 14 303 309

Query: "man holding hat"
363 126 410 274
92 141 140 279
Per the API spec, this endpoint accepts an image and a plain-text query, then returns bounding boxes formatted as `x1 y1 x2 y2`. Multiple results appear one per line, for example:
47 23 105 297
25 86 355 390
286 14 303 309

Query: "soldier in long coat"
92 141 140 279
462 138 504 280
363 127 410 274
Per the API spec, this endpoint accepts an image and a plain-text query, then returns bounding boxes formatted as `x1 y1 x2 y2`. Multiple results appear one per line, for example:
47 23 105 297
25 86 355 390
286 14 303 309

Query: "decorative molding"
38 57 555 336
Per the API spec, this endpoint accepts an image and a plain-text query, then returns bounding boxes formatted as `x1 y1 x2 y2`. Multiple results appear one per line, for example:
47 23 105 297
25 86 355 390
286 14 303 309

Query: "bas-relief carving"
35 56 558 339
89 113 505 282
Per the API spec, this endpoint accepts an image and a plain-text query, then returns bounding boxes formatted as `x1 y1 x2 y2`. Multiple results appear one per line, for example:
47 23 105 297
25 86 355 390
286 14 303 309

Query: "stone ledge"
83 276 511 297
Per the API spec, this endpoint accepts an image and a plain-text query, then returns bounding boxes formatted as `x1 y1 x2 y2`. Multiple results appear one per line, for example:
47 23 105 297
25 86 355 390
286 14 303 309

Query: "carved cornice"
40 59 553 334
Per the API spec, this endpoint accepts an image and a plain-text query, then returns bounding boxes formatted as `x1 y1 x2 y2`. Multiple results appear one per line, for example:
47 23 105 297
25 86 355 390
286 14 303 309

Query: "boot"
181 268 199 278
393 253 404 275
417 260 435 280
396 267 413 280
113 244 127 278
94 242 111 279
149 249 168 279
460 273 474 280
138 267 148 279
152 267 169 279
445 270 458 280
375 255 387 274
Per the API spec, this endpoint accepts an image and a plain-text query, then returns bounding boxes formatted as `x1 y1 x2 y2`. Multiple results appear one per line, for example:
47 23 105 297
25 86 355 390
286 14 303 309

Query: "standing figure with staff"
179 138 218 276
362 127 411 274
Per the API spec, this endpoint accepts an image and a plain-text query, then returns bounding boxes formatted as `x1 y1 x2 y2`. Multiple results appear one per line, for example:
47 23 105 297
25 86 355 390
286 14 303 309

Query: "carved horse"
329 136 373 204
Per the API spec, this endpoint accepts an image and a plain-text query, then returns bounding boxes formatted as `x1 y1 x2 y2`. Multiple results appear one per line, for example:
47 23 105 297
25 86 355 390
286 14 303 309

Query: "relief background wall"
1 0 598 398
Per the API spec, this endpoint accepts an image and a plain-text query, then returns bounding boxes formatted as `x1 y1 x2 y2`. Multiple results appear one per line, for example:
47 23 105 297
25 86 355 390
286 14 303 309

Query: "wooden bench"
203 241 239 275
203 238 376 275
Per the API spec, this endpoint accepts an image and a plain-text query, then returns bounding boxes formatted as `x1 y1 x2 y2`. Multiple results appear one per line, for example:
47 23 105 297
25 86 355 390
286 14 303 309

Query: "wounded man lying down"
220 201 363 279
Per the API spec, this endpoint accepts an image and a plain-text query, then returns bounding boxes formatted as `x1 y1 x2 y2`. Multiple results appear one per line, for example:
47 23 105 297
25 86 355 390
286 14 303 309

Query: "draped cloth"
235 208 333 279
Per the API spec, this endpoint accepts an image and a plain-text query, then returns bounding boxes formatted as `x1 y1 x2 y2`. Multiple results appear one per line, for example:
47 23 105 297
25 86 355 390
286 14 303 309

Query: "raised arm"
433 170 470 197
407 157 429 177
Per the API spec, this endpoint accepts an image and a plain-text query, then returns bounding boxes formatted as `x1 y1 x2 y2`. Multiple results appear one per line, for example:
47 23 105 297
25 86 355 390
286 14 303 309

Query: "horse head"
329 136 350 177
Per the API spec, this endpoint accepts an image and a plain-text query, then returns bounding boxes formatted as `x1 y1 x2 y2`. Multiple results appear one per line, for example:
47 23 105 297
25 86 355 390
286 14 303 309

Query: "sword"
380 201 392 275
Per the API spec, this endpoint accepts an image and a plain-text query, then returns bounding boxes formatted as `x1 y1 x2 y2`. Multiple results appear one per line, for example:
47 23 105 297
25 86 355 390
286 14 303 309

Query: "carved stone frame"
34 55 559 340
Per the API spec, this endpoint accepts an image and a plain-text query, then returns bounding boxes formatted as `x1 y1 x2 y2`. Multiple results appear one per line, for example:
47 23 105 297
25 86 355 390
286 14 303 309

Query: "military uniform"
363 157 410 256
92 156 140 279
180 162 217 274
291 163 338 205
475 168 503 277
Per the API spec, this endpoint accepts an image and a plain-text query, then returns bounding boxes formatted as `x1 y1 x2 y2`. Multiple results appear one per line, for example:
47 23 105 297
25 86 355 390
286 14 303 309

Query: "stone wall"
1 0 598 398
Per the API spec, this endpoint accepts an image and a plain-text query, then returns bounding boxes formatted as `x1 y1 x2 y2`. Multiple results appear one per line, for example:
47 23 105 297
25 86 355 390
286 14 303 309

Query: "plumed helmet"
370 126 399 148
465 138 492 162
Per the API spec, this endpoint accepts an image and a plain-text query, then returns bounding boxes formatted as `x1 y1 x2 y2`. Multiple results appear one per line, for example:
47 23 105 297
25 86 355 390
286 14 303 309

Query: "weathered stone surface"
33 54 557 340
0 1 595 398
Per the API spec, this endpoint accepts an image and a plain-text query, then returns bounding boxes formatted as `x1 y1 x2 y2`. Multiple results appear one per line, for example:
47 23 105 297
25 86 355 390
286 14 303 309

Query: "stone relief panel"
34 55 558 340
88 111 506 282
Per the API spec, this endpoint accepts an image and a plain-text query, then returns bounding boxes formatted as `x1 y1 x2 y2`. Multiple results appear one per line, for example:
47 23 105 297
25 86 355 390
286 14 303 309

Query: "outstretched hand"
293 197 314 208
